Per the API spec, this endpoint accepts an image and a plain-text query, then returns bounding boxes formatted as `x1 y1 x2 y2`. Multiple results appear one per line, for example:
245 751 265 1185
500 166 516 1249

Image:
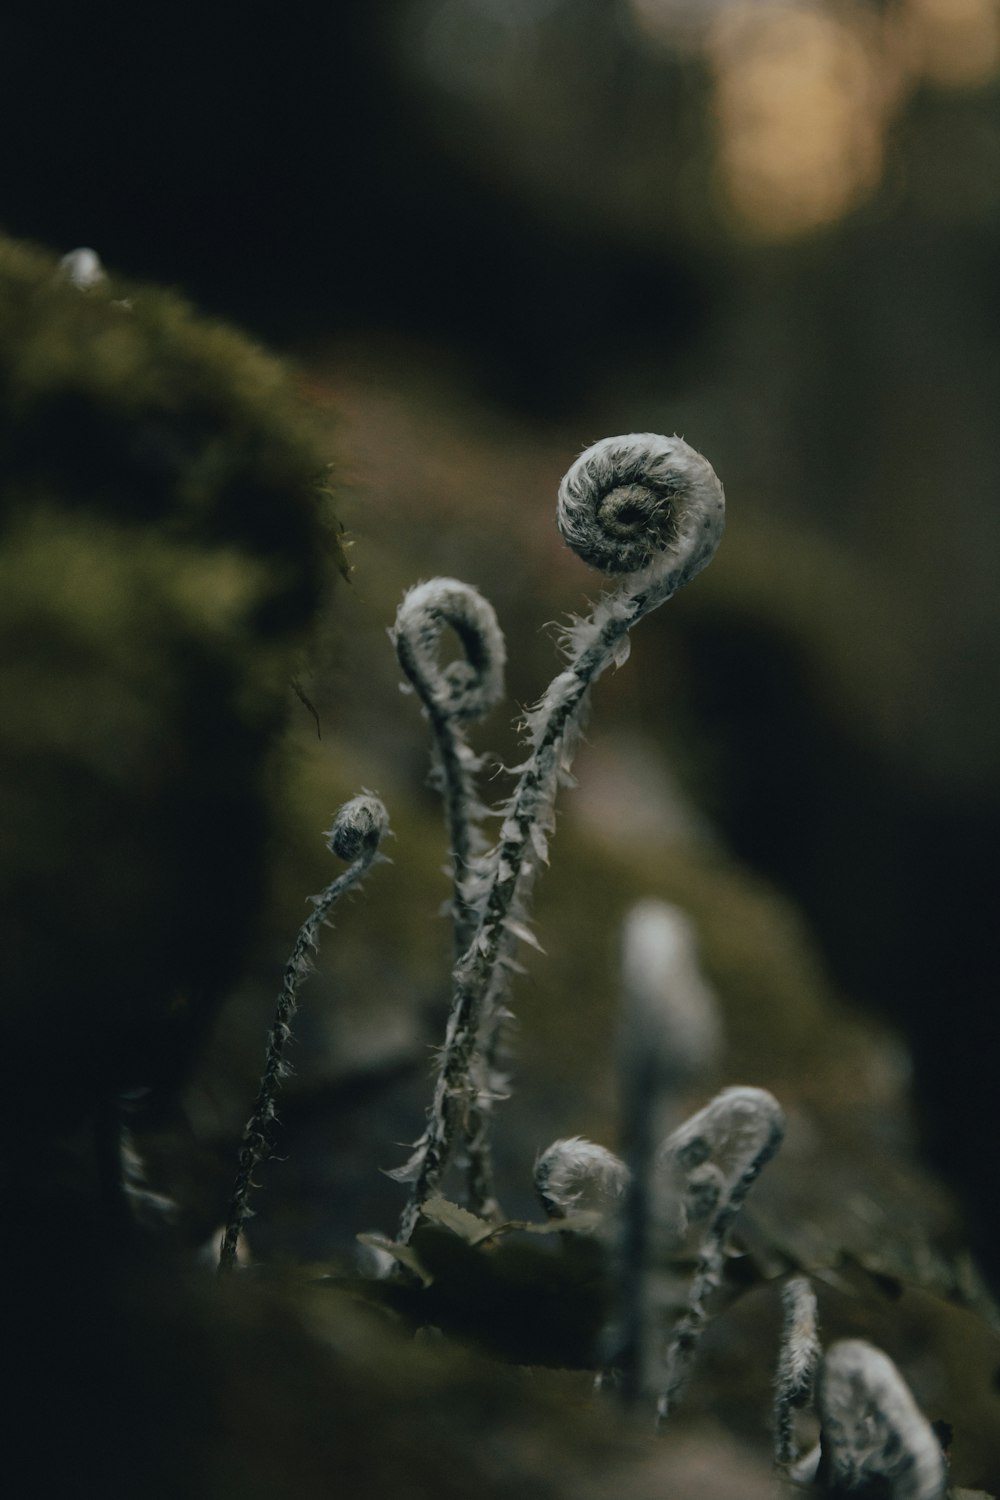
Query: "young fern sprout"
655 1086 785 1423
395 434 725 1245
534 1136 630 1227
773 1275 821 1470
616 900 723 1402
218 792 390 1275
392 580 508 1218
534 1138 630 1383
392 578 506 958
816 1340 948 1500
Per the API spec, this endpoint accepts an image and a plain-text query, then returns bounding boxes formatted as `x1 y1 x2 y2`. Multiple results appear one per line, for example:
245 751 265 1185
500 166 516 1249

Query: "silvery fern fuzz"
393 433 726 1243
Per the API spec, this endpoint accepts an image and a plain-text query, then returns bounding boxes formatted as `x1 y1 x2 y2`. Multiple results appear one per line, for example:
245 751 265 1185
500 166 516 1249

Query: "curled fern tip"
557 432 725 582
328 794 390 862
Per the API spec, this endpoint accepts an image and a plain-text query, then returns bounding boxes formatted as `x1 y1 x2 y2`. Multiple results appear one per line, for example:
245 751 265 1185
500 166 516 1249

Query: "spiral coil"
557 432 725 584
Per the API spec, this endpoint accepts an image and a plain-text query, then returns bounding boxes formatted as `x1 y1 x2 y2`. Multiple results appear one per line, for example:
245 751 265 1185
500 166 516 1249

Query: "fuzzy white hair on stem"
392 578 505 963
773 1275 821 1470
816 1340 947 1500
655 1086 785 1422
218 793 390 1275
395 434 724 1245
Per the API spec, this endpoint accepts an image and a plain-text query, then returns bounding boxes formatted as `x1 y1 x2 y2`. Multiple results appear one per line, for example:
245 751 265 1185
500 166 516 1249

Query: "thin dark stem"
218 828 384 1275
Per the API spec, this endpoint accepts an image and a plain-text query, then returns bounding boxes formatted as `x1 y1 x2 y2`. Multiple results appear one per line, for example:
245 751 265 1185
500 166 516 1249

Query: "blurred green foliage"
0 234 339 1142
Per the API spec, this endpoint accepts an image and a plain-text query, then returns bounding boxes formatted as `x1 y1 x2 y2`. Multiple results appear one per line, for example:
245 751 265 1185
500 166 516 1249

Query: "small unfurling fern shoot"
219 793 389 1274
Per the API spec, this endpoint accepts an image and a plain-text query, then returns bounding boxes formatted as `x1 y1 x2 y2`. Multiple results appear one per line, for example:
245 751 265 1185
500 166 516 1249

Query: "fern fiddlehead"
396 434 725 1243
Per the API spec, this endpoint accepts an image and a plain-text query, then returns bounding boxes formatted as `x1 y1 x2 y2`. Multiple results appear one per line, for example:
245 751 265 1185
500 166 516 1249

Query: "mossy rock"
0 233 342 625
0 235 340 1142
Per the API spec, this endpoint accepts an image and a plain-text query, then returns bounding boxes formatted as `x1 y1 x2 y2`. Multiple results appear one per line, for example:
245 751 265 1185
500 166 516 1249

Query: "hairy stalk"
462 958 518 1218
219 793 389 1274
395 434 725 1245
816 1340 947 1500
773 1275 821 1469
392 580 507 1217
655 1086 785 1423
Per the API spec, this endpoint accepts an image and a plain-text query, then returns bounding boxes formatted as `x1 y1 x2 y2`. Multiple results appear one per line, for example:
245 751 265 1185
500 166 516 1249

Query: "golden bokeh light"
628 0 1000 240
902 0 1000 89
708 2 886 238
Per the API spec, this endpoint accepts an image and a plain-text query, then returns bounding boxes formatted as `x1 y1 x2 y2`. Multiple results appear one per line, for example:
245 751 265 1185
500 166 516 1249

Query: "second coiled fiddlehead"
392 578 505 958
395 433 725 1243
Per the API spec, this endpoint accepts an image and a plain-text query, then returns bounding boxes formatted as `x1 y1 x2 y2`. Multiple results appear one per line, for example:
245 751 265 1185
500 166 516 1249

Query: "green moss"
0 233 343 625
0 234 343 1137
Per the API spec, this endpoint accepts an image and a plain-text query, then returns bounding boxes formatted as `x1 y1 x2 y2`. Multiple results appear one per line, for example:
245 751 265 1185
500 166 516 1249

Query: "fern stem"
218 794 388 1274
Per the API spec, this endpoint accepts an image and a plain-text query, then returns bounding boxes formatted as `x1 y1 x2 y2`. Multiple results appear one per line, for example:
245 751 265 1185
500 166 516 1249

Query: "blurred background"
4 1 1000 1462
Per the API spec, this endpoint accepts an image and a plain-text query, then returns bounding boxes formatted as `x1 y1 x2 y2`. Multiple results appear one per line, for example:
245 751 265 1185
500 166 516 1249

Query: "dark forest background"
3 3 1000 1488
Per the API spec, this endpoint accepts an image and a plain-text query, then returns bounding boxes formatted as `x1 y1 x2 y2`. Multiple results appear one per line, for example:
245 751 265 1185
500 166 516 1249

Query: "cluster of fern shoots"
217 432 958 1500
